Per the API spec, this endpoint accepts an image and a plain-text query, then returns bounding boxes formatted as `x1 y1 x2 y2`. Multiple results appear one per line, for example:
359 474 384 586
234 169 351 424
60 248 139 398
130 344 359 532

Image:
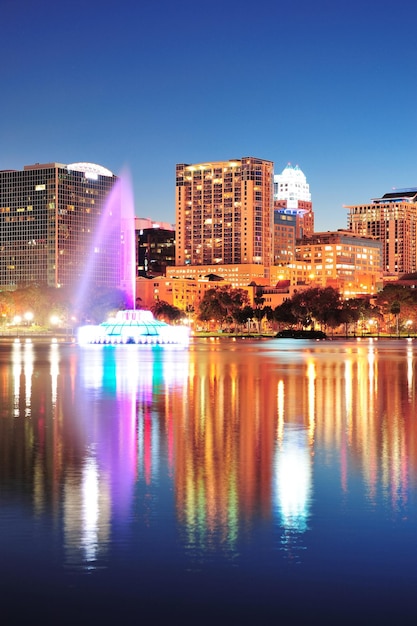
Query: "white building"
274 163 311 208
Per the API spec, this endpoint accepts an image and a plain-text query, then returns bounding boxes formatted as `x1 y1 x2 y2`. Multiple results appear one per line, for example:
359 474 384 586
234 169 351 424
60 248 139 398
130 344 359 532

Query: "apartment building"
175 157 274 277
346 189 417 276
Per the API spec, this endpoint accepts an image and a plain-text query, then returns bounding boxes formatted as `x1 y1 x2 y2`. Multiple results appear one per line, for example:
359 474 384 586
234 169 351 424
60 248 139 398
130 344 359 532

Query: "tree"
80 286 128 324
274 299 298 329
197 285 250 330
339 299 362 337
290 287 341 329
151 300 184 324
376 284 417 334
232 305 253 333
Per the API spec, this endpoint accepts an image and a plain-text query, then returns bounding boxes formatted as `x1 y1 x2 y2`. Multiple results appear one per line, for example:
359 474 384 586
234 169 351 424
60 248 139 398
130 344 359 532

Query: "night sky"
2 0 416 231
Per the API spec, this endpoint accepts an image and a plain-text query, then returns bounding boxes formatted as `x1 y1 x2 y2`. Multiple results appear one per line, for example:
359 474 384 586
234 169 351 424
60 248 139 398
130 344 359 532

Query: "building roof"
376 188 417 203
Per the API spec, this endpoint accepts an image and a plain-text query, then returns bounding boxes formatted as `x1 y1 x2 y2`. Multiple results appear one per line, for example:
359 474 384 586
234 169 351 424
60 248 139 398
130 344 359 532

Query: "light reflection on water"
1 337 417 620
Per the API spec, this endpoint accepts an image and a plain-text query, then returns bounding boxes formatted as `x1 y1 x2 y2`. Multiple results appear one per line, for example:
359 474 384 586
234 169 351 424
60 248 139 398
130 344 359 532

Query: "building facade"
274 163 314 239
135 217 175 278
0 162 120 290
293 230 382 297
346 189 417 277
273 211 297 266
175 157 274 275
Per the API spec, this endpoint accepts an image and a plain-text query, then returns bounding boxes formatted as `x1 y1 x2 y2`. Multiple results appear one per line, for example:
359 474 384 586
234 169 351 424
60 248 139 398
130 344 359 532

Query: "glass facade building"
0 162 120 289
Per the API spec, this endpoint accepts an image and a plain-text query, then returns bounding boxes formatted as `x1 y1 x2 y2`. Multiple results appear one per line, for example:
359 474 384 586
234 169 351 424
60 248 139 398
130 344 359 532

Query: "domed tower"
274 163 314 238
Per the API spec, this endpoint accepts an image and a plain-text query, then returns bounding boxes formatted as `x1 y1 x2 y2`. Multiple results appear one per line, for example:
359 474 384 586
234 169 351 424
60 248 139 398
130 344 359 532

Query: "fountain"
77 309 190 346
77 168 190 347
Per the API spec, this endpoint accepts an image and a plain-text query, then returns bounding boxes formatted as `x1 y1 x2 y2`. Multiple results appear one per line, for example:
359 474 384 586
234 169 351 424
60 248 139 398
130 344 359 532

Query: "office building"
175 157 274 275
346 189 417 276
0 162 121 290
274 163 314 238
135 217 175 278
273 211 297 266
295 230 382 297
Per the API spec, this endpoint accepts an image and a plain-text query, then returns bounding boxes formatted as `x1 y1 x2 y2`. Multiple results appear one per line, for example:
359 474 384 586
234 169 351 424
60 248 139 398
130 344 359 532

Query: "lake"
1 337 416 624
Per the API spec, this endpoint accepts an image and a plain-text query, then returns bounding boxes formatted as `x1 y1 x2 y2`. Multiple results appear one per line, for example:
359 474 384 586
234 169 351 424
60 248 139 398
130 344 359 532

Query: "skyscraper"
346 189 417 276
274 163 314 238
175 157 274 269
0 162 120 290
135 217 175 277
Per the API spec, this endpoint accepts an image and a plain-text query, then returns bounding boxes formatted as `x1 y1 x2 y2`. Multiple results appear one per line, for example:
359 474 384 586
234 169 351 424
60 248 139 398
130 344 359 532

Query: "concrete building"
274 163 314 239
166 263 269 290
0 162 120 289
175 157 274 276
293 230 382 297
346 189 417 277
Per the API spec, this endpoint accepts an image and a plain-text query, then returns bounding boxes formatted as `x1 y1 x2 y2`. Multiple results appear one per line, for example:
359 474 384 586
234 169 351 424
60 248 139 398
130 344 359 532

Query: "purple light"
119 168 136 309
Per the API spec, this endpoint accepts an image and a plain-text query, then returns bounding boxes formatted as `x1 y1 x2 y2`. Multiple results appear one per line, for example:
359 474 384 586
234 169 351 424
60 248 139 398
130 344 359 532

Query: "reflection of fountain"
274 424 312 560
77 309 190 345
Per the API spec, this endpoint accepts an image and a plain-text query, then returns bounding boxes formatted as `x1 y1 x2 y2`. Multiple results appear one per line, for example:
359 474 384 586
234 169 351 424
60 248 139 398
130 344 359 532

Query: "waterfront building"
274 163 314 239
137 266 271 313
135 217 175 278
273 211 297 266
166 263 269 290
175 157 274 277
0 162 120 289
346 188 417 277
295 230 382 297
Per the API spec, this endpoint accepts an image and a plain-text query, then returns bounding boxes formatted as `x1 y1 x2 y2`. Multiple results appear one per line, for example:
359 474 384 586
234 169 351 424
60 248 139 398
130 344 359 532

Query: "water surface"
1 337 416 624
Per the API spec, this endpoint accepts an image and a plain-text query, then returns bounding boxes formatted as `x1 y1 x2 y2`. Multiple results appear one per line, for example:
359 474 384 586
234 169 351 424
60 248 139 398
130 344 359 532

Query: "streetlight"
406 320 413 337
50 315 60 328
24 311 33 326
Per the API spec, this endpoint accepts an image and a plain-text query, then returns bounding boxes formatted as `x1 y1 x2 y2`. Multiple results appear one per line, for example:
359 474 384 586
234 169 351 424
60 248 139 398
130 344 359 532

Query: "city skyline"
2 0 416 232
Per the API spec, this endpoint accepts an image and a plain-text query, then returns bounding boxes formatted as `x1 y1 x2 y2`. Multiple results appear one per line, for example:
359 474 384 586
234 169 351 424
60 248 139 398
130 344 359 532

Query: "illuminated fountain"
76 166 190 347
78 309 190 346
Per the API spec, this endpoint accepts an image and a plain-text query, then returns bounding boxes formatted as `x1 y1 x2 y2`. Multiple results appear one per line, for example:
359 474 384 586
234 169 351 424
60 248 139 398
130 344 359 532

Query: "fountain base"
77 310 190 346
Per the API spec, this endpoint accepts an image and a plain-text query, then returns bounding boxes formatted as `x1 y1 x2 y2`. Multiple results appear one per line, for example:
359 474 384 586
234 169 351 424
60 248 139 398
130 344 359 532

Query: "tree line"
194 283 417 336
1 281 416 336
0 283 129 328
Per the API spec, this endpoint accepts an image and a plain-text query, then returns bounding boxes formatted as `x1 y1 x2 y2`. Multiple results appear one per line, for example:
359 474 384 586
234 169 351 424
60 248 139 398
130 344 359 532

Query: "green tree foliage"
0 284 129 327
376 284 417 331
79 286 128 324
289 286 341 329
197 285 250 329
232 305 253 332
151 300 184 324
273 299 298 328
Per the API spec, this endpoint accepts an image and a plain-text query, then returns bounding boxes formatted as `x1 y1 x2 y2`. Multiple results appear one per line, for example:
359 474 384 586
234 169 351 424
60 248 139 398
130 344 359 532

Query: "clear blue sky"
2 0 417 231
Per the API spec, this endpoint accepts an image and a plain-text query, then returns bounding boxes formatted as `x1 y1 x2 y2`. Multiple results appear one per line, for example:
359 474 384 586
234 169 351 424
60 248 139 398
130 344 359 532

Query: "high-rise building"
273 211 297 266
175 157 274 271
274 163 314 238
346 189 417 276
0 162 120 290
135 217 175 277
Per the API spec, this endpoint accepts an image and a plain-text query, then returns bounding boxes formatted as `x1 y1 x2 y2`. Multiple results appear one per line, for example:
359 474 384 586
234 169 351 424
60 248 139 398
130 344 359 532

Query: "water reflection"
1 338 417 575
